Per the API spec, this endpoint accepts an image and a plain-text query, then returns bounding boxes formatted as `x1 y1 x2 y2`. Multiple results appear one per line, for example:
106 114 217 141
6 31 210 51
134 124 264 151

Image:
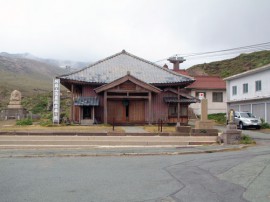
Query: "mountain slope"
0 52 89 69
187 50 270 78
0 55 66 96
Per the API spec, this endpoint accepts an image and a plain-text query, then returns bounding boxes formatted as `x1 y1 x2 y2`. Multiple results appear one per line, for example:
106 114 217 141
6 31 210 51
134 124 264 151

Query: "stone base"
226 123 237 130
7 105 23 109
0 108 27 120
191 129 219 136
221 124 242 144
195 120 214 129
80 119 94 126
175 126 191 135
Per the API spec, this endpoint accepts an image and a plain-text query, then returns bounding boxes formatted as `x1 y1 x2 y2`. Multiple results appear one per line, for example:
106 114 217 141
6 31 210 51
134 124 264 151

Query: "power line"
153 41 270 63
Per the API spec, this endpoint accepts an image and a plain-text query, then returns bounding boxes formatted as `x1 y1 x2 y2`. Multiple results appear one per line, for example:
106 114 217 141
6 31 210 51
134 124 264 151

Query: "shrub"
260 119 270 129
208 113 226 124
40 119 53 127
16 118 33 126
240 135 256 144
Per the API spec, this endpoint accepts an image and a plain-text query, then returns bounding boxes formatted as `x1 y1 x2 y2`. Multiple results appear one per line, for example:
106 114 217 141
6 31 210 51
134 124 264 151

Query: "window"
212 92 223 102
232 86 237 95
243 83 248 93
255 80 262 91
195 92 206 99
168 104 188 117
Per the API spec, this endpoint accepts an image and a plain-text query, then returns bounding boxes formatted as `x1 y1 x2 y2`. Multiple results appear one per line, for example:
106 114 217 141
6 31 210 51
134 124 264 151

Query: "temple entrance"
83 106 91 119
107 100 145 124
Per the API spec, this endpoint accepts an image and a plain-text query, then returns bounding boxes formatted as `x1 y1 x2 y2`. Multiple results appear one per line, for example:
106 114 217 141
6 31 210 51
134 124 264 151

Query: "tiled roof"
58 50 194 84
163 97 197 103
185 76 226 90
173 69 190 76
74 97 99 106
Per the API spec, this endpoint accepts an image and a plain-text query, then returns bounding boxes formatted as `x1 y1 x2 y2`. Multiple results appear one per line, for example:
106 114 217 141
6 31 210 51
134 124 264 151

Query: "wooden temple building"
57 50 198 125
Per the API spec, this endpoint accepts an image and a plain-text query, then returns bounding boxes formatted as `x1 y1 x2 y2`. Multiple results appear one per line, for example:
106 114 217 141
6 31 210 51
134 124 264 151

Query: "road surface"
1 143 270 202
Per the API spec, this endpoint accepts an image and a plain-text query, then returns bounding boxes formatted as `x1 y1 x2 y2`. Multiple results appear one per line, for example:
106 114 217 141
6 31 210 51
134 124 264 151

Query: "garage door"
240 104 251 112
229 105 240 112
252 103 265 121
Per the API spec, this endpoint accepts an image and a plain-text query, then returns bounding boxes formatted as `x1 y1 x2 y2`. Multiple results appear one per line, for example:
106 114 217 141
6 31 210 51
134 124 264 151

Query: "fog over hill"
0 53 68 98
0 52 90 70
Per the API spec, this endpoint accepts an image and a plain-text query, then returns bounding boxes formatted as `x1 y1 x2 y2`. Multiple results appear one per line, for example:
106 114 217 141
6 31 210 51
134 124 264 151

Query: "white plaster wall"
189 89 227 115
227 68 270 102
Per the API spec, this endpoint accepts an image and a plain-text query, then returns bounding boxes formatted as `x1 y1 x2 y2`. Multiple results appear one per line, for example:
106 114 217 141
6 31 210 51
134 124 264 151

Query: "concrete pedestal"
195 120 214 129
0 108 27 120
175 126 191 135
221 124 242 144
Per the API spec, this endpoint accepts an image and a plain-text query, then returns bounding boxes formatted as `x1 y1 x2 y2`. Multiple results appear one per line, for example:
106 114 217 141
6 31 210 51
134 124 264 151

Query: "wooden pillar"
92 106 95 123
148 92 152 125
79 106 81 124
104 91 107 124
177 86 181 126
71 84 74 122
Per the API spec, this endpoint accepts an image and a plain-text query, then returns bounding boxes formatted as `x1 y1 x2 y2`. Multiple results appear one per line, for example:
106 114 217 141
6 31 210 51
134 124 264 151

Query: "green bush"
240 135 256 144
260 119 270 129
208 113 226 124
16 118 33 126
40 119 53 127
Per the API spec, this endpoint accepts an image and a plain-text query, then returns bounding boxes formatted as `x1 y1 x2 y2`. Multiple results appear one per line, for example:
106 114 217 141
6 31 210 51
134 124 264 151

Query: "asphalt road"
1 144 270 202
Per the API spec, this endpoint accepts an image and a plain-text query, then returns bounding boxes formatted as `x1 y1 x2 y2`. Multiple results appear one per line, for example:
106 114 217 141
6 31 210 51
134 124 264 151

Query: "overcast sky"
1 0 270 68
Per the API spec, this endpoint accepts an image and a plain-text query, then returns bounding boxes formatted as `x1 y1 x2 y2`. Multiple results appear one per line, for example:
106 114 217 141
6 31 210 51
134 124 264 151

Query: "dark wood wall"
72 85 188 124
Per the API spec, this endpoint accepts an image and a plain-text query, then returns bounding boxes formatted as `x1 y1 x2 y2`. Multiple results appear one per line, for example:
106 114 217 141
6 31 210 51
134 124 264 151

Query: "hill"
187 50 270 78
0 54 67 107
0 52 89 69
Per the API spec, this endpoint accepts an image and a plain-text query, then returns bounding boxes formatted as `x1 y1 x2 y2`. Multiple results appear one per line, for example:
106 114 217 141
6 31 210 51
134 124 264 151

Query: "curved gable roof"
58 50 194 84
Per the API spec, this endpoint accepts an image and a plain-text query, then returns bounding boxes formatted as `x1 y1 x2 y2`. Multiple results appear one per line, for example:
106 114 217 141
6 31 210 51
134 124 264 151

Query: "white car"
234 111 261 130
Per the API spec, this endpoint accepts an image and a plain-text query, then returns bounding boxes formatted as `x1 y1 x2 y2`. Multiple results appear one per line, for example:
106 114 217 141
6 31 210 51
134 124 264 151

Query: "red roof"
173 69 190 76
173 69 226 90
186 76 226 90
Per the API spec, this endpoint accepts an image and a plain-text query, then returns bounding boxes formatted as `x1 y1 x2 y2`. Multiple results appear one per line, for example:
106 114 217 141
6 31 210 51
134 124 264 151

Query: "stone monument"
8 90 23 109
0 90 27 120
221 109 242 144
192 99 218 136
195 99 214 129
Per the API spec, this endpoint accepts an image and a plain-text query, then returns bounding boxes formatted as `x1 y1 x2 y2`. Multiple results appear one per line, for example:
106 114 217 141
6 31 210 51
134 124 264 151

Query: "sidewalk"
0 144 248 158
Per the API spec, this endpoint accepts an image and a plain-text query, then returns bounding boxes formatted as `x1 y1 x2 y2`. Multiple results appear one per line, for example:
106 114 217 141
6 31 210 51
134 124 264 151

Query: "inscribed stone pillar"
201 99 208 121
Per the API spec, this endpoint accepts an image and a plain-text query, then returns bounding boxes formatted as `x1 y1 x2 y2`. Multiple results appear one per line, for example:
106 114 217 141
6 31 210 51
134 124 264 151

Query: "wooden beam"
107 89 149 93
104 91 107 124
148 92 152 125
107 96 149 99
94 74 161 93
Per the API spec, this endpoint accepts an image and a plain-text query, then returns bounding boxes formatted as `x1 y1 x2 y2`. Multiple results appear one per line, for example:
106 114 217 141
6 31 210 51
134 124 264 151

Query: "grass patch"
143 125 176 133
261 119 270 129
16 118 33 126
208 113 226 124
240 135 256 144
0 121 124 132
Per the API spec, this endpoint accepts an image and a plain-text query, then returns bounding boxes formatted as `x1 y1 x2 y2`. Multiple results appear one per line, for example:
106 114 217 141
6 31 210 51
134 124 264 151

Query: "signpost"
53 79 60 124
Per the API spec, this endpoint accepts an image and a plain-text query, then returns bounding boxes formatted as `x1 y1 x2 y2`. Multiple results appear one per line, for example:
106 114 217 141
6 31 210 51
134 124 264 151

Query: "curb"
0 145 249 158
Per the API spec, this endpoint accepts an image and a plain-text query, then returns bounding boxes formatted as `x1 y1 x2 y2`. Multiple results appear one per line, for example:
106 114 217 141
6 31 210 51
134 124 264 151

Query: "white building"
185 76 227 115
224 64 270 123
